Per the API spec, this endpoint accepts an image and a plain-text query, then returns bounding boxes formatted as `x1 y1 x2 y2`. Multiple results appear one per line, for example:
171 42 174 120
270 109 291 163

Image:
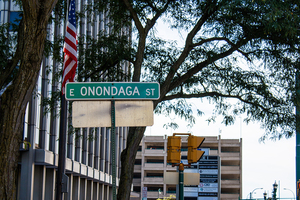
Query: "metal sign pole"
296 72 300 198
111 100 116 200
179 163 184 200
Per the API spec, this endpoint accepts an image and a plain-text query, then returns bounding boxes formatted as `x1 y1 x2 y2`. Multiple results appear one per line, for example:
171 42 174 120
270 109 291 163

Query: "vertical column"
67 103 74 159
75 129 82 162
86 180 92 199
218 135 221 155
50 10 64 155
88 128 94 167
82 128 88 165
39 56 49 149
45 168 56 200
19 97 37 199
239 138 243 197
163 135 167 196
66 174 73 200
118 127 123 179
105 128 110 174
100 127 106 172
93 182 99 199
79 178 87 199
94 128 100 170
99 183 104 200
33 165 46 200
72 176 80 200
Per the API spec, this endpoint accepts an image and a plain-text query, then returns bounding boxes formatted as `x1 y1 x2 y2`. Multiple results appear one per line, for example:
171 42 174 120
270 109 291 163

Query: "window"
9 11 21 30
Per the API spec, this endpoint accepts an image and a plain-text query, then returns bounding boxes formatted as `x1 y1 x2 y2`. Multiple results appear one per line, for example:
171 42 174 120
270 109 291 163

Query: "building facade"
132 135 242 200
1 1 130 199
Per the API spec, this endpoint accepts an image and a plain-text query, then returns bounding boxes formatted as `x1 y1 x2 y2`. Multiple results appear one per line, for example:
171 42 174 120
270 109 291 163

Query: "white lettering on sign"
146 88 156 96
70 89 74 96
96 86 102 95
81 87 87 96
133 87 140 96
79 86 141 97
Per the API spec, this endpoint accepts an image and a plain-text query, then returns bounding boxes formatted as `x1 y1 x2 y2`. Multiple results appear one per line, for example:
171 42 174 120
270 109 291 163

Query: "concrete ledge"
35 149 54 165
80 164 87 176
87 166 93 178
73 161 80 173
66 158 72 171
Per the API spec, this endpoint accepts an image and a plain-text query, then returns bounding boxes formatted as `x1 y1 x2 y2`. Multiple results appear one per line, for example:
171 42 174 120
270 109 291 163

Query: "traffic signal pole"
179 163 184 200
167 133 205 200
296 72 300 200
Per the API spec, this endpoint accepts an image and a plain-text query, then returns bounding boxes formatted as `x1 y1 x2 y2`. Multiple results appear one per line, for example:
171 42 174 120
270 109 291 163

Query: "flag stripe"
62 0 77 94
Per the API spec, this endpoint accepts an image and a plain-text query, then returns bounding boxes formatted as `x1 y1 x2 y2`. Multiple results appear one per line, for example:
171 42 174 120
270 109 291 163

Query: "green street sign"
65 82 160 100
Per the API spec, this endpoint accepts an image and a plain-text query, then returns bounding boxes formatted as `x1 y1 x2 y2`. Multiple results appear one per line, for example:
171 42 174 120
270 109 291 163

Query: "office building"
1 0 130 199
132 135 242 200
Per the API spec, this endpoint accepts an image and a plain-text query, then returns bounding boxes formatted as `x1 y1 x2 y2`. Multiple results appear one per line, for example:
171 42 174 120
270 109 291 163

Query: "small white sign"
199 187 218 192
184 192 198 197
142 187 147 198
185 169 198 173
199 169 218 174
184 187 198 192
199 183 218 188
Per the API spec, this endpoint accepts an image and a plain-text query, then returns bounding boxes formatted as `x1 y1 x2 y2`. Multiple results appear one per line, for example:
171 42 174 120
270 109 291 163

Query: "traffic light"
187 136 205 164
167 136 181 164
297 179 300 197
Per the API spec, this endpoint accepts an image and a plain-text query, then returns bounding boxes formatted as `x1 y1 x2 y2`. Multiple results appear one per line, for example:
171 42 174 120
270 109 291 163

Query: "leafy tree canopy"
124 0 300 141
2 0 299 141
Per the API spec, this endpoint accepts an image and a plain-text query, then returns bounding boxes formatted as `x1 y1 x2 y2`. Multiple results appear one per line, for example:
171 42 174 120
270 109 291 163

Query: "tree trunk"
0 1 58 199
117 126 146 200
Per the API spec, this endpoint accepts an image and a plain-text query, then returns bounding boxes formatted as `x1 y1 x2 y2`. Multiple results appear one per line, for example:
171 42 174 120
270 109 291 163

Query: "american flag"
62 0 77 94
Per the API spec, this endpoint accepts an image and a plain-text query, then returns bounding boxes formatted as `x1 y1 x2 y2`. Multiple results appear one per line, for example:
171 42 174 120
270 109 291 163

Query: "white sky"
142 18 297 199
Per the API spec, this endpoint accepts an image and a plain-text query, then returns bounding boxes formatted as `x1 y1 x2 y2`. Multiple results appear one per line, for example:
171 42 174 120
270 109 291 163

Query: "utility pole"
178 163 184 200
296 72 300 200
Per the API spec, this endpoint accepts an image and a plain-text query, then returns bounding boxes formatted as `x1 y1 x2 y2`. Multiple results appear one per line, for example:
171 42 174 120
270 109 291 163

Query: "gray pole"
111 100 116 200
296 72 300 200
56 94 68 200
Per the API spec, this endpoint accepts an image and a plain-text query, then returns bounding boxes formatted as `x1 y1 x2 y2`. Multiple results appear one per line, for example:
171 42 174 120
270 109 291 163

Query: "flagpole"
56 0 70 199
56 93 68 200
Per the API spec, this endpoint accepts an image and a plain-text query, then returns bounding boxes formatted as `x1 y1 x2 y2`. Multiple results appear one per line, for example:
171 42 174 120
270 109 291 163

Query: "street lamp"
283 188 295 200
272 181 278 200
250 188 263 199
263 191 267 200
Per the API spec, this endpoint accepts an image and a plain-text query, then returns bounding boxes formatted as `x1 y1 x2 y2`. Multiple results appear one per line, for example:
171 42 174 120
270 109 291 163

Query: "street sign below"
65 82 160 100
72 101 154 127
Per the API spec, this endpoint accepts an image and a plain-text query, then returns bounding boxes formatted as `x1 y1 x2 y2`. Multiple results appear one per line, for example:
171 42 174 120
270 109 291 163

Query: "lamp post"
283 188 295 200
263 191 268 200
250 188 263 199
272 181 278 200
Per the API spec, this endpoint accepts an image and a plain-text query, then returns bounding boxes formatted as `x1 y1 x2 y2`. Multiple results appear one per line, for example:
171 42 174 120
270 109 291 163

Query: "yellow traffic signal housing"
187 136 205 164
167 136 181 164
